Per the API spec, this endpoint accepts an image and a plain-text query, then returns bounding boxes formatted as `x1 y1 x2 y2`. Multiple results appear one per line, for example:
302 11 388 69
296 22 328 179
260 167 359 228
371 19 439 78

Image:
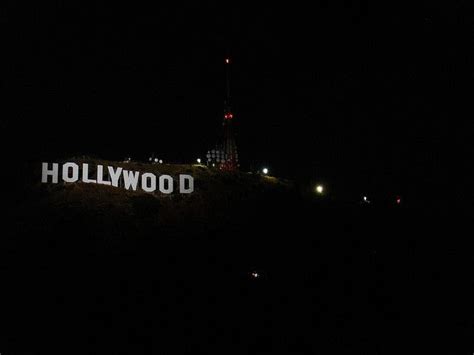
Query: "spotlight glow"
197 158 201 164
262 168 268 175
316 185 324 194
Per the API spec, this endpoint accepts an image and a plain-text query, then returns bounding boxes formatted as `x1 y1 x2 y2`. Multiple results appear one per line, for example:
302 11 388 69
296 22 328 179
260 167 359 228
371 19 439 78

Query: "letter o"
141 173 156 192
62 162 79 183
159 175 174 194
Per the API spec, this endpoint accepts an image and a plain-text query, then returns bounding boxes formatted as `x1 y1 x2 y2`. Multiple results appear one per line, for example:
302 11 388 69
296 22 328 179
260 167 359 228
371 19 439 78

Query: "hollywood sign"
41 162 194 194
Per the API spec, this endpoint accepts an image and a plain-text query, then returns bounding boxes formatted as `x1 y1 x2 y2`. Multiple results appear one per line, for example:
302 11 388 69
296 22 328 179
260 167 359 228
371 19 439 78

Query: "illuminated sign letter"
141 173 156 192
123 170 140 191
159 175 173 194
62 162 79 183
97 165 111 186
108 166 123 187
82 163 97 184
179 174 194 194
42 162 59 184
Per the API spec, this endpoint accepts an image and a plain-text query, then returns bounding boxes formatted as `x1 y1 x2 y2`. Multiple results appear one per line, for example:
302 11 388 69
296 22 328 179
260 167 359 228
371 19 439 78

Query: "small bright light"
154 158 158 163
262 168 268 175
225 58 230 64
363 196 367 201
316 185 324 194
159 159 163 164
212 163 215 167
197 158 201 164
396 197 401 204
149 157 152 162
251 272 259 278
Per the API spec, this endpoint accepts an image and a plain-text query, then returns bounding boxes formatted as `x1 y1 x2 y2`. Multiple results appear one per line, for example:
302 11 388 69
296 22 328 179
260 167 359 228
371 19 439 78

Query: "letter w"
123 170 140 191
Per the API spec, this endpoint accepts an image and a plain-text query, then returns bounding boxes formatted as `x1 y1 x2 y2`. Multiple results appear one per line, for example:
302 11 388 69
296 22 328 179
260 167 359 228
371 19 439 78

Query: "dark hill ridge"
9 158 295 248
2 159 468 355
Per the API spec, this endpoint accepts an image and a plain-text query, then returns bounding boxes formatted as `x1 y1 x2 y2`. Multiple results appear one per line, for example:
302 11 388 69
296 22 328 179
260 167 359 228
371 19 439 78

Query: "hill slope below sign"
8 158 295 249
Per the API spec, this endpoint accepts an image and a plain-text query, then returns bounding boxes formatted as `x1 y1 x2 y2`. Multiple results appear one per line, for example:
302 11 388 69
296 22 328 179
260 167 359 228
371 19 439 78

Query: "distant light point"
316 185 324 194
262 168 269 175
197 158 201 164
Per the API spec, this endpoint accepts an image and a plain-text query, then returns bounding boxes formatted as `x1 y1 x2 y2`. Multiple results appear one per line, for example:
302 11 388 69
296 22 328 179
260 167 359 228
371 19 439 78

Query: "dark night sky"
2 2 473 203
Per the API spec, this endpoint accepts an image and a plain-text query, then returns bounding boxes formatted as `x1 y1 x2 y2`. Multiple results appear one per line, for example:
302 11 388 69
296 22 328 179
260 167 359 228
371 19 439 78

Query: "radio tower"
220 56 239 171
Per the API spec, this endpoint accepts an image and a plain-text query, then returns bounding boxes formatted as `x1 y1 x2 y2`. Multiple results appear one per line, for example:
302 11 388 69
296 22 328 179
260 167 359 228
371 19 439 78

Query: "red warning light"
396 197 401 204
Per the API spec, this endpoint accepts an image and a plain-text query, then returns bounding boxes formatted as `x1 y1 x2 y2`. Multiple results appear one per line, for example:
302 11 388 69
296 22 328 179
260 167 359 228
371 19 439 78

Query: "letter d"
179 174 194 194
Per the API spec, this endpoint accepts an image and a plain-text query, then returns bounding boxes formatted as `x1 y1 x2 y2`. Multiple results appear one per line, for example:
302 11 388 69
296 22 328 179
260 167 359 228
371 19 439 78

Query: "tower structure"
206 56 239 170
220 56 238 171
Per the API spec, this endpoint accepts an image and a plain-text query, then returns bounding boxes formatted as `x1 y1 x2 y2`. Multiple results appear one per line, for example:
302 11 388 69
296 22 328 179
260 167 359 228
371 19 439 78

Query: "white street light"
316 185 324 194
262 168 269 175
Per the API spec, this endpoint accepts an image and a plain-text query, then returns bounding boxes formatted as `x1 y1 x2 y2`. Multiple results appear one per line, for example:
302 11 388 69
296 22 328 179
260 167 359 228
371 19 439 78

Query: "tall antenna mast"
221 55 238 171
205 55 239 171
225 56 231 103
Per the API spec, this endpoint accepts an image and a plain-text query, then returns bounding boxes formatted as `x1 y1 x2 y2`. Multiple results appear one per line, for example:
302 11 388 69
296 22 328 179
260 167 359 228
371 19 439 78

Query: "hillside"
2 159 467 355
8 158 295 249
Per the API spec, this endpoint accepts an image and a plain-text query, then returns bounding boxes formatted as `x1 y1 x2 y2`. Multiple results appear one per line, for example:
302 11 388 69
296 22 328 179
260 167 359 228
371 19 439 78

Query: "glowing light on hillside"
262 168 268 175
316 185 324 194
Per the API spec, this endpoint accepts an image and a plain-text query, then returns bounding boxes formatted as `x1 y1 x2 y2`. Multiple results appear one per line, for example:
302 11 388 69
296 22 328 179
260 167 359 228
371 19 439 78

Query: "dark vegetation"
1 159 471 354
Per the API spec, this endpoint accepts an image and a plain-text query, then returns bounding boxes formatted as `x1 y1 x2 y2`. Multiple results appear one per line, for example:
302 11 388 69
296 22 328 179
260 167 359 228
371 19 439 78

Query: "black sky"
3 2 473 203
